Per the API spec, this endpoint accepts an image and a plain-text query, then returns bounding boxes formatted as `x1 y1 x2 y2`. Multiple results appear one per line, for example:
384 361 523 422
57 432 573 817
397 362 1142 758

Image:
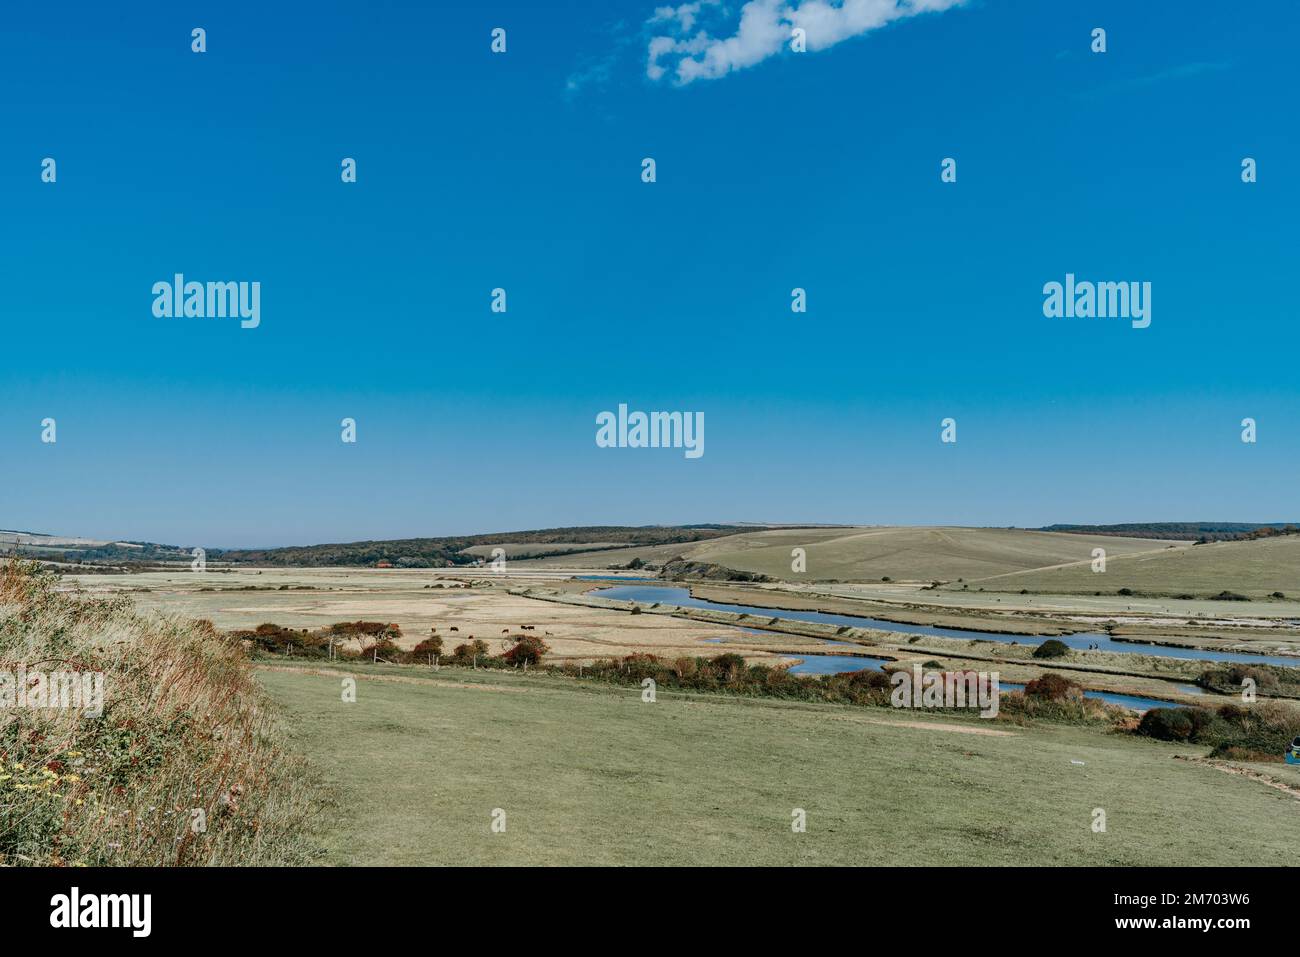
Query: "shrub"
707 653 748 680
1205 701 1300 758
403 635 444 663
617 652 661 678
501 635 549 666
358 638 401 661
1033 639 1070 659
450 639 489 662
1197 664 1286 694
848 668 892 690
1216 702 1249 721
326 620 401 639
1138 707 1197 741
671 656 698 679
238 623 326 657
1023 673 1079 701
413 634 443 656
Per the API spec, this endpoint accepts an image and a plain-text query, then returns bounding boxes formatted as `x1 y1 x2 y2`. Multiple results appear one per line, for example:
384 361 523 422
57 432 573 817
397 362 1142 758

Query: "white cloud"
650 2 718 34
647 0 966 85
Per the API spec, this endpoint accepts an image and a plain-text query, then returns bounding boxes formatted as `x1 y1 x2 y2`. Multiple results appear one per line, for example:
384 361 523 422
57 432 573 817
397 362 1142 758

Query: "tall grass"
0 561 322 865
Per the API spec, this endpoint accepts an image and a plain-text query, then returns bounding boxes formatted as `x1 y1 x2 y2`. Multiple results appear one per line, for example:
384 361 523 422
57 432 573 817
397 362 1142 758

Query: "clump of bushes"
997 688 1117 725
501 634 550 666
449 639 489 663
567 653 897 707
566 654 1118 726
1023 673 1081 701
402 634 444 664
1136 701 1300 760
232 623 328 657
326 620 401 639
234 619 403 660
1032 639 1070 660
1137 706 1212 742
1197 664 1292 695
708 653 748 680
358 637 401 662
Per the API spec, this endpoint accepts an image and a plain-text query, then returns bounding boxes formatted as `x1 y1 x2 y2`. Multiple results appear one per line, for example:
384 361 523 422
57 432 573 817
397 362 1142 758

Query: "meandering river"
588 584 1300 711
589 585 1300 667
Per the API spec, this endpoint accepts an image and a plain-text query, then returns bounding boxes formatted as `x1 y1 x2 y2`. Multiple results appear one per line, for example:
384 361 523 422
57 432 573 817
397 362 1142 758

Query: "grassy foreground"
0 563 322 865
258 663 1298 866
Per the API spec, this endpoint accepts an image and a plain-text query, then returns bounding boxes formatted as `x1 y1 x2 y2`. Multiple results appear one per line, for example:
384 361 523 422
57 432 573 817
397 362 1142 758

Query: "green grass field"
257 663 1297 866
978 535 1300 598
523 526 1183 583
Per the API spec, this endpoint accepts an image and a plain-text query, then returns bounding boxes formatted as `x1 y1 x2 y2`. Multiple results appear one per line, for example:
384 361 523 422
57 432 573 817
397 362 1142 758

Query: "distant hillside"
521 526 1184 582
0 530 190 565
1039 523 1299 542
969 534 1300 598
215 525 777 568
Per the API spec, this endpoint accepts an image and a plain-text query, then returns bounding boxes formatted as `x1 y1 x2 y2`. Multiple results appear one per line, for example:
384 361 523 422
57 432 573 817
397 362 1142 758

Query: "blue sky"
1 0 1295 546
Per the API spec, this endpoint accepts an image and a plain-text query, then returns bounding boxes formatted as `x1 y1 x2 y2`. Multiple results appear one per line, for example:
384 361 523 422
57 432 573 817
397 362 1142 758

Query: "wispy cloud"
565 18 644 100
646 0 966 86
566 54 619 97
1078 60 1232 101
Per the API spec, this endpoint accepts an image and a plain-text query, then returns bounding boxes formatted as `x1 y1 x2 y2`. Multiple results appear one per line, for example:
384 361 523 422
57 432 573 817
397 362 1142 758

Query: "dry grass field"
520 526 1187 582
970 534 1300 599
65 568 827 665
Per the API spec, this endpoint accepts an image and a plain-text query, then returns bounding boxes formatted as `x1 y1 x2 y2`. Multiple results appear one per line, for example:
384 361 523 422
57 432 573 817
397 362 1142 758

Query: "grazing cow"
450 626 459 632
502 628 510 634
